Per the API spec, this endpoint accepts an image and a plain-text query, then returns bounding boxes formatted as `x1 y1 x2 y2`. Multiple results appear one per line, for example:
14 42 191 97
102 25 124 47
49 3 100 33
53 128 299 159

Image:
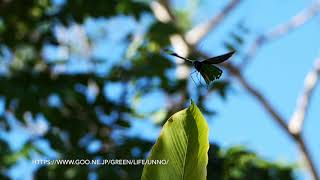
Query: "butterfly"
166 50 235 85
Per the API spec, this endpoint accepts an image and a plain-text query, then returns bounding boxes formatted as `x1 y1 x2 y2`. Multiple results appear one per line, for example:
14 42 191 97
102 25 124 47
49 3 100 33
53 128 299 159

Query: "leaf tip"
189 99 198 112
190 99 195 105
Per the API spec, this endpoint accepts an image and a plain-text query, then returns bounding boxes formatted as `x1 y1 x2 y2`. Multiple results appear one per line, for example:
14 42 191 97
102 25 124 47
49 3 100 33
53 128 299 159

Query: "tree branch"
296 134 319 180
185 0 242 45
224 62 319 180
224 63 290 132
241 1 320 68
289 58 320 134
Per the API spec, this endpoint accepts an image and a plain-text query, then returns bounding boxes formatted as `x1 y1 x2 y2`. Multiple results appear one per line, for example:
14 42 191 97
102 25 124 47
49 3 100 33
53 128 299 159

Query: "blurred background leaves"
0 0 295 179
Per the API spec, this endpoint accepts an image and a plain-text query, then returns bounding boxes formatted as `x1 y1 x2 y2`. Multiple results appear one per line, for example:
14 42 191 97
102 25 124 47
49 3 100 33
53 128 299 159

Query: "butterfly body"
193 60 202 70
166 50 235 85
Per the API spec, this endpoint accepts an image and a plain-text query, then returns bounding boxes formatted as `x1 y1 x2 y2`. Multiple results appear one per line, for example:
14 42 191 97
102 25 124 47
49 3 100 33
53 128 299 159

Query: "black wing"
195 62 223 85
202 51 235 64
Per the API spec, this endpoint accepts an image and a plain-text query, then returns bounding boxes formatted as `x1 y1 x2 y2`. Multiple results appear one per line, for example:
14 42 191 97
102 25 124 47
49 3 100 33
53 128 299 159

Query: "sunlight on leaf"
141 100 209 180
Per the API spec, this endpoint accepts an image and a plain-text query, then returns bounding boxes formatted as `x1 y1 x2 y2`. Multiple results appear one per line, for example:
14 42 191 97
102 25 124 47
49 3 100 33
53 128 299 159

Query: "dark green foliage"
0 0 55 48
0 140 12 171
208 144 294 180
34 138 153 180
0 0 149 49
148 21 181 47
130 52 174 78
57 0 149 23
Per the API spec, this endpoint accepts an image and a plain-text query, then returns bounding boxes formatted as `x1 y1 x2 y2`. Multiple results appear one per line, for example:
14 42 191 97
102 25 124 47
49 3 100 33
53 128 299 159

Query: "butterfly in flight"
166 50 235 86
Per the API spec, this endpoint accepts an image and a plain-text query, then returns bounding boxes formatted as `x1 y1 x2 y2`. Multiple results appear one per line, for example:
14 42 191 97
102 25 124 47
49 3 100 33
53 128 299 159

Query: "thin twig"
289 58 320 134
185 0 242 45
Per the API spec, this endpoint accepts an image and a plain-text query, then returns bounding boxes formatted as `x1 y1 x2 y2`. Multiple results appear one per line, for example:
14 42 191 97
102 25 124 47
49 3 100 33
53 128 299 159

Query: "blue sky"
1 0 319 179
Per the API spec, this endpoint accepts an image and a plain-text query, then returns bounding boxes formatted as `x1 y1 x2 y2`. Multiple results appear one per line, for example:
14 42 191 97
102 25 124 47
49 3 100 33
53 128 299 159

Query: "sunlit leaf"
141 100 209 180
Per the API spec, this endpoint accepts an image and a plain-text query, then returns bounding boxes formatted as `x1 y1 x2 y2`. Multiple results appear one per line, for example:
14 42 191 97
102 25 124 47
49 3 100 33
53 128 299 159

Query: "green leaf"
141 100 209 180
148 22 180 46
